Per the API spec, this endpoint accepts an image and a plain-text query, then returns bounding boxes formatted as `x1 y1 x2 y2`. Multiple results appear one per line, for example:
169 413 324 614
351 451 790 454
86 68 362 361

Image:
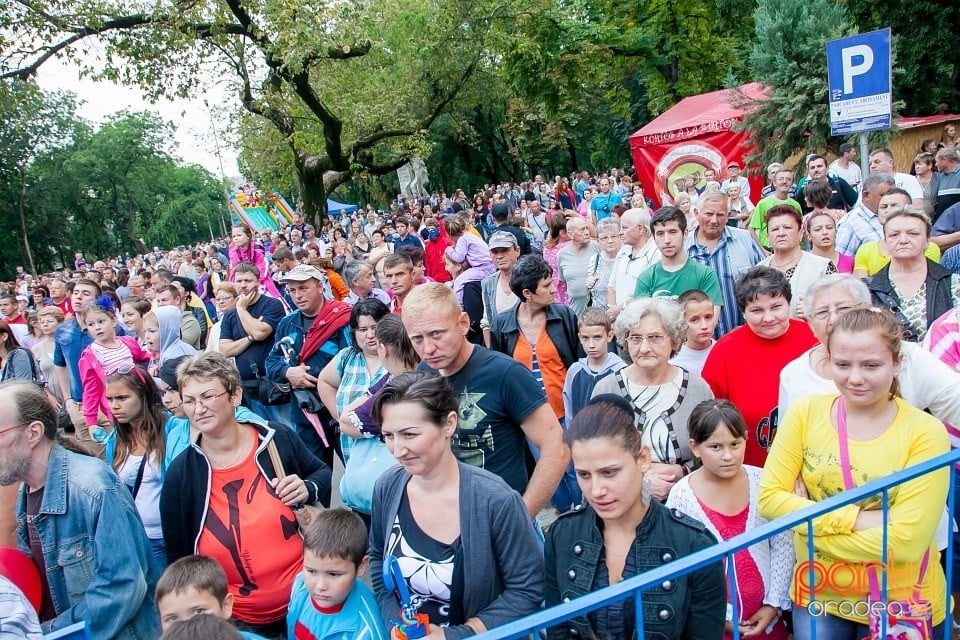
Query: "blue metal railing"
476 448 960 640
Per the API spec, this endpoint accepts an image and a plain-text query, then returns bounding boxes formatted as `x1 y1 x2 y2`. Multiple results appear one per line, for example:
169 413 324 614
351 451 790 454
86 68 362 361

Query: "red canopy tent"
629 83 768 207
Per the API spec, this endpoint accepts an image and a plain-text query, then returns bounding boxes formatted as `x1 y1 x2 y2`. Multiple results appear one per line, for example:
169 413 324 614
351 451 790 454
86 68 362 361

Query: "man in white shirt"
606 207 660 319
868 148 924 207
720 161 751 201
829 142 862 191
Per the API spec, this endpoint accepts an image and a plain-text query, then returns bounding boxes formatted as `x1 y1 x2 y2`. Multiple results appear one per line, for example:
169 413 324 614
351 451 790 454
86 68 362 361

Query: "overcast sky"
34 56 241 179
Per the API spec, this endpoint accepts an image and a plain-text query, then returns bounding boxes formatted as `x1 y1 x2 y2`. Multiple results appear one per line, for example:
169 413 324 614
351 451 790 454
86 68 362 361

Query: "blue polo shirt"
53 319 127 402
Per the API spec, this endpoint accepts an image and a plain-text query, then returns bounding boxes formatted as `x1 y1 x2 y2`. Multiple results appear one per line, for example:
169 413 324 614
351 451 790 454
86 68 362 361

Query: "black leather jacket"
544 500 725 640
489 302 581 370
867 258 955 341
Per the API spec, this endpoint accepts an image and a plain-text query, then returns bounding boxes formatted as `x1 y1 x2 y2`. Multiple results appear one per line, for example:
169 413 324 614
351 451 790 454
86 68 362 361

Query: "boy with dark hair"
558 308 626 510
670 289 718 375
287 509 388 640
155 555 266 639
634 206 724 312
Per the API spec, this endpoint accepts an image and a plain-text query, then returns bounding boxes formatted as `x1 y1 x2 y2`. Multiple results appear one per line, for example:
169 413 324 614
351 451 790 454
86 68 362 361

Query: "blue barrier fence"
476 448 960 640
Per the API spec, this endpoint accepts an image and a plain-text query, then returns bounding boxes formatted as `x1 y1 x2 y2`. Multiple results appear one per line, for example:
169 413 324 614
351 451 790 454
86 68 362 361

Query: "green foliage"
737 0 856 167
0 97 225 278
845 0 960 114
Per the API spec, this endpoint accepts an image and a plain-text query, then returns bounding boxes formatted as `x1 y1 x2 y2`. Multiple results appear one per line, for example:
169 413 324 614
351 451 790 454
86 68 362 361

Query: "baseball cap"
488 231 519 250
727 160 740 168
838 142 855 154
304 224 316 232
281 264 326 283
491 203 511 220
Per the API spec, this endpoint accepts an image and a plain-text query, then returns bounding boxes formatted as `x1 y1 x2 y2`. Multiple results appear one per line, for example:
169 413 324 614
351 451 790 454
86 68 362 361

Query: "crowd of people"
2 138 960 640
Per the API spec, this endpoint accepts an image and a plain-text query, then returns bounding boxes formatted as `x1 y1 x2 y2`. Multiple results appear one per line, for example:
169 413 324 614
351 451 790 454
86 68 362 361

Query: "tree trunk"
17 169 36 277
566 139 579 172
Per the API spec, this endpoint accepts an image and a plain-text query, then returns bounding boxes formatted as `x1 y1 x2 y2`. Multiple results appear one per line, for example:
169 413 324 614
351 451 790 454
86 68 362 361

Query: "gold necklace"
205 430 250 469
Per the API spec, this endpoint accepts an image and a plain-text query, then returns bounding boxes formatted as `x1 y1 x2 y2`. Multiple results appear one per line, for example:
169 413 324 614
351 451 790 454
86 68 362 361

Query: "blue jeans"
149 537 167 571
793 605 944 640
527 438 582 512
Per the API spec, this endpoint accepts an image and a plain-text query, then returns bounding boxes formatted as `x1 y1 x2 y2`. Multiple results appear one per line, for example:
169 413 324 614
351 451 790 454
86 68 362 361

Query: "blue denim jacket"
17 444 162 639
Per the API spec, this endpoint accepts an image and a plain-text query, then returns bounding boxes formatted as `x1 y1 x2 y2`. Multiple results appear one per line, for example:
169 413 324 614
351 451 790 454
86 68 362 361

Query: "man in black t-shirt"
402 283 568 516
219 262 287 422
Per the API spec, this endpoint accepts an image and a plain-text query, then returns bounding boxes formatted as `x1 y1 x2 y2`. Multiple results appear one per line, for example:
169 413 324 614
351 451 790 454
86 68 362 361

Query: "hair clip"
92 295 115 314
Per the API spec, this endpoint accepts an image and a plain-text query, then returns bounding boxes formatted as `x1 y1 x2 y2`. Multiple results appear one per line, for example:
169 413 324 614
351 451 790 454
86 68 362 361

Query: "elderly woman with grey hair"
586 217 622 311
591 296 714 501
779 274 960 424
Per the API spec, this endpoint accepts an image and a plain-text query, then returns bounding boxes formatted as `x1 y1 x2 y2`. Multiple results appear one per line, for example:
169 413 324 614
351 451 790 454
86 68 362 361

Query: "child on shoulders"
443 214 496 303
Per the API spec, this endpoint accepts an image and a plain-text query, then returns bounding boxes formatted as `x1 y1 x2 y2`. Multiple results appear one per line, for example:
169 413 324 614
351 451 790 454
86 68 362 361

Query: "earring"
641 477 652 506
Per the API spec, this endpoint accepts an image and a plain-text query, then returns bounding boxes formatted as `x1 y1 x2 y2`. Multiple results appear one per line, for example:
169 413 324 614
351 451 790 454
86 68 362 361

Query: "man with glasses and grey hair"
606 208 661 320
0 380 161 638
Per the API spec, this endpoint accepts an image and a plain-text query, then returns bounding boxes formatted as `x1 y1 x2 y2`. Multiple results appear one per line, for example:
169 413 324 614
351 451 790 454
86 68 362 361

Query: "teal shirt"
633 259 723 305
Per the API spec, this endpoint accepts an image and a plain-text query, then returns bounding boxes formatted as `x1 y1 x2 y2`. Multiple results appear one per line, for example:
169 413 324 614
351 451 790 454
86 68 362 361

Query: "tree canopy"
0 83 224 276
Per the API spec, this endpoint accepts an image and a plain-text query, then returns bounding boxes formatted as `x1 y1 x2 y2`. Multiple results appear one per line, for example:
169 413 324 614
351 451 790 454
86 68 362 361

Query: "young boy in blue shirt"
155 555 268 640
287 509 388 640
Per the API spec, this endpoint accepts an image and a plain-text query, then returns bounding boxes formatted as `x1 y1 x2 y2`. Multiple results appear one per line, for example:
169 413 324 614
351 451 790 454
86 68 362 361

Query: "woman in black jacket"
544 395 726 640
489 255 580 423
159 351 331 638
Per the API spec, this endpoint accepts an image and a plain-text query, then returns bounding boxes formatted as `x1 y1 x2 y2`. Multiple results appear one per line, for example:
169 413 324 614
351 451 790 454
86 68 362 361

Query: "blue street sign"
826 29 892 136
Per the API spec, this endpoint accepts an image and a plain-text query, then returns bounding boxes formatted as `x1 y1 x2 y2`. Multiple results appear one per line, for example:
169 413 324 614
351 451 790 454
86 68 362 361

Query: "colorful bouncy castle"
228 186 296 232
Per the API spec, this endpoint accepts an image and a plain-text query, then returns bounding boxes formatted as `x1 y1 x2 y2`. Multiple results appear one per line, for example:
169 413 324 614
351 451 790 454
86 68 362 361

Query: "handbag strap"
266 437 286 480
838 397 930 602
131 454 148 499
836 397 855 491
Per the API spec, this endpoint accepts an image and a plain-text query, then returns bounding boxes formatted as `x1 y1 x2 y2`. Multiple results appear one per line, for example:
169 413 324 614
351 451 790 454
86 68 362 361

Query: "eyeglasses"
215 296 235 303
0 421 30 438
810 305 856 322
181 390 230 412
626 333 667 346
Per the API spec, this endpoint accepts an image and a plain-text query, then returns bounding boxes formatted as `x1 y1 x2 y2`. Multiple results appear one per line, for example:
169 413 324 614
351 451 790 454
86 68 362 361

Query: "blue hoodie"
562 352 627 428
152 305 196 366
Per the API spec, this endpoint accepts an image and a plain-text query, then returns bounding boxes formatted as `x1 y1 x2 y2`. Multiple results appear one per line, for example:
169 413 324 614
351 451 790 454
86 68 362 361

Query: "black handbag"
250 363 291 406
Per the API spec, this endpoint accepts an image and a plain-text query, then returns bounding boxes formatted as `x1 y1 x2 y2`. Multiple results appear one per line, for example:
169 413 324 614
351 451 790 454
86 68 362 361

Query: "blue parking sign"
826 29 892 136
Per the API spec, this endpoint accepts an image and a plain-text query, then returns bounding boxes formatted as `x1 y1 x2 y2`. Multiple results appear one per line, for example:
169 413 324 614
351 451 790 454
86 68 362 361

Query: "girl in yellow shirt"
759 307 950 639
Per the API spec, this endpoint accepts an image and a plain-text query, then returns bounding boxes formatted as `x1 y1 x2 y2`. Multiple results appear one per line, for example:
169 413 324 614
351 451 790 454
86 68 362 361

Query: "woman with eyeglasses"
160 351 331 638
591 297 714 502
779 274 960 426
205 282 238 353
587 218 622 312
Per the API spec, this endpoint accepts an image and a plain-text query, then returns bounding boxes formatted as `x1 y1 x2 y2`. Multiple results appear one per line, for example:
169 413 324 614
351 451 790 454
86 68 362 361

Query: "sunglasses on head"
109 364 148 385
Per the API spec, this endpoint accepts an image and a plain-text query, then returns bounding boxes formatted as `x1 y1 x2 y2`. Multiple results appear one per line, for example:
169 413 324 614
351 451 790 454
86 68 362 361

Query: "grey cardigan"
592 366 713 470
369 462 544 639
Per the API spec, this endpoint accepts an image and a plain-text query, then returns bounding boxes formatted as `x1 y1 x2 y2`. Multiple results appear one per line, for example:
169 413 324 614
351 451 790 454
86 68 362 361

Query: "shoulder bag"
836 397 933 639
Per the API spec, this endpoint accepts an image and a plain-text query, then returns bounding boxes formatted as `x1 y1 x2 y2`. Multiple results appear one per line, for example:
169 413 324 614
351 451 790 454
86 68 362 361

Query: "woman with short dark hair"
702 266 818 467
490 255 579 427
